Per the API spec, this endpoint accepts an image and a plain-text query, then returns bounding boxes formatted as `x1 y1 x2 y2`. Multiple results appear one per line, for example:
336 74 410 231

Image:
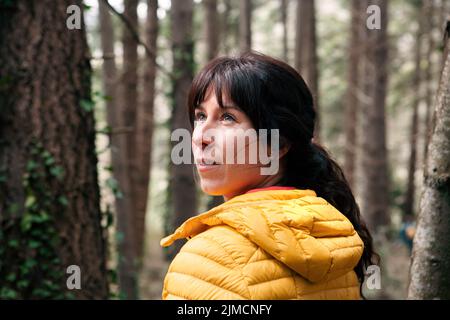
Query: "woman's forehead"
201 84 234 107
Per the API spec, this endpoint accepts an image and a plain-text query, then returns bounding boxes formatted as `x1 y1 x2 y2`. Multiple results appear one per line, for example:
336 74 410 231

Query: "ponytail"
281 140 379 298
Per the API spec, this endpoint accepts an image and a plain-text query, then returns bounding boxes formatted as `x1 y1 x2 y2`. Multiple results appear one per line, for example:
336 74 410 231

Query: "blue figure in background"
399 219 416 253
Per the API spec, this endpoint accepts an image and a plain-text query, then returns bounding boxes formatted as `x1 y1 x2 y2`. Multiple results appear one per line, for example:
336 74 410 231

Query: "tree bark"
222 0 232 54
239 0 252 52
359 0 390 232
422 0 435 166
408 20 450 300
204 0 219 61
118 0 139 299
404 1 425 218
0 0 108 299
133 0 158 268
281 0 288 62
168 0 198 259
344 0 362 189
295 0 320 140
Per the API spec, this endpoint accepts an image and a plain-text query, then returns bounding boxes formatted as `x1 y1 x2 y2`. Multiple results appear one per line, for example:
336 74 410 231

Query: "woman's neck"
222 173 284 202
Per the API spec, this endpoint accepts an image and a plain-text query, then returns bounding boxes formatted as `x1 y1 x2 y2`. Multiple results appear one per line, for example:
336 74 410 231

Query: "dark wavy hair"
187 51 379 297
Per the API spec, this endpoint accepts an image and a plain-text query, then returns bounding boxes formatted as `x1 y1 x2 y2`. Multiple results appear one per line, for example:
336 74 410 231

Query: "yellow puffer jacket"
160 188 364 300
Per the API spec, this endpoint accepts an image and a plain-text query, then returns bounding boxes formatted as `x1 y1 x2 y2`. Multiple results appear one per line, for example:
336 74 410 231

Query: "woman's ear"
266 140 290 162
266 137 291 160
279 142 291 160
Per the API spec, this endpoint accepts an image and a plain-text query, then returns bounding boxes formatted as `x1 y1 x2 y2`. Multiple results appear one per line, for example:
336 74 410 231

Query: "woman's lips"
196 158 221 172
197 163 220 172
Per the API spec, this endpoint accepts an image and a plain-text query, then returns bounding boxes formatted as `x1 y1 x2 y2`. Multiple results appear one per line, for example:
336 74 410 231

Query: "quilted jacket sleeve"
162 225 254 299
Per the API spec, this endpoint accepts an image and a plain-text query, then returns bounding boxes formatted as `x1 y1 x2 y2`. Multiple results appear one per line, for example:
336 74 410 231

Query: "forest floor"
140 230 169 300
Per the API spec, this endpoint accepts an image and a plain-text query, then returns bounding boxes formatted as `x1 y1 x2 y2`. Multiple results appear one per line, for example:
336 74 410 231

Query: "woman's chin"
200 182 226 196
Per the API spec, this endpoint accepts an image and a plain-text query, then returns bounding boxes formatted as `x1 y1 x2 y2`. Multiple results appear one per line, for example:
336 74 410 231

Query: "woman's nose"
193 124 214 151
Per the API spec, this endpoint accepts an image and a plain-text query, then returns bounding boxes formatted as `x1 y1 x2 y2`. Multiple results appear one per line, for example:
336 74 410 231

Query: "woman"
160 52 377 300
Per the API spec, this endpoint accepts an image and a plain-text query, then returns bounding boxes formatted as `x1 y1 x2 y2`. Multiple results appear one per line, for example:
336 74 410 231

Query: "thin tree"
119 0 139 299
99 0 136 300
0 0 108 298
422 0 435 164
281 0 289 62
344 0 362 189
295 0 320 139
359 0 390 231
221 0 232 54
204 0 219 61
168 0 198 259
239 0 252 52
408 20 450 300
404 1 425 219
134 0 159 267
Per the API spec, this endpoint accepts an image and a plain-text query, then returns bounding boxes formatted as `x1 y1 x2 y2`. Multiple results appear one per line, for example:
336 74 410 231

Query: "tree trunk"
422 0 435 166
133 0 158 269
0 0 108 299
408 20 450 300
404 2 425 219
295 0 320 140
99 0 136 300
344 0 362 189
204 0 219 61
168 0 197 259
222 0 232 54
239 0 252 52
118 0 139 299
281 0 288 62
359 0 390 232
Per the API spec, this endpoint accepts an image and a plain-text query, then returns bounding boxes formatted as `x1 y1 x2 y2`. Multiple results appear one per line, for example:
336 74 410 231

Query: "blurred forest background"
0 0 449 300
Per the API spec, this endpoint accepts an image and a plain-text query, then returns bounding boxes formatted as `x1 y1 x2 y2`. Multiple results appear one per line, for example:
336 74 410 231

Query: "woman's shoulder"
181 225 259 267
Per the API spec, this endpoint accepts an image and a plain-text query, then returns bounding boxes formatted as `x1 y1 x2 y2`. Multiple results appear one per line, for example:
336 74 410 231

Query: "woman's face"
192 87 283 201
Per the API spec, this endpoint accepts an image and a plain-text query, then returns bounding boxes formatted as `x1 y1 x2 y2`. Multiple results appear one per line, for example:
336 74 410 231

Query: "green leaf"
97 125 112 135
8 239 19 248
17 279 30 289
6 273 16 282
41 150 51 159
49 166 64 179
26 160 38 171
0 288 17 299
44 156 55 166
25 195 36 209
106 177 123 198
37 211 50 223
24 258 37 269
80 99 94 112
28 239 40 249
58 195 69 207
20 214 33 232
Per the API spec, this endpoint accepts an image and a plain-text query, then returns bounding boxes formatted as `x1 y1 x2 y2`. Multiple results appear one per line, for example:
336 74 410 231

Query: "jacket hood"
161 189 364 283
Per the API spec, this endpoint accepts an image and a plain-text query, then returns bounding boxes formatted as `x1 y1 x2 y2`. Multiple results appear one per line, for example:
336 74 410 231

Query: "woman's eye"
194 112 206 121
222 113 236 122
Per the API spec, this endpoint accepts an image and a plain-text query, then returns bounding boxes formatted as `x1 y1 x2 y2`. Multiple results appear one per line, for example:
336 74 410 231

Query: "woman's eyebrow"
196 103 240 111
